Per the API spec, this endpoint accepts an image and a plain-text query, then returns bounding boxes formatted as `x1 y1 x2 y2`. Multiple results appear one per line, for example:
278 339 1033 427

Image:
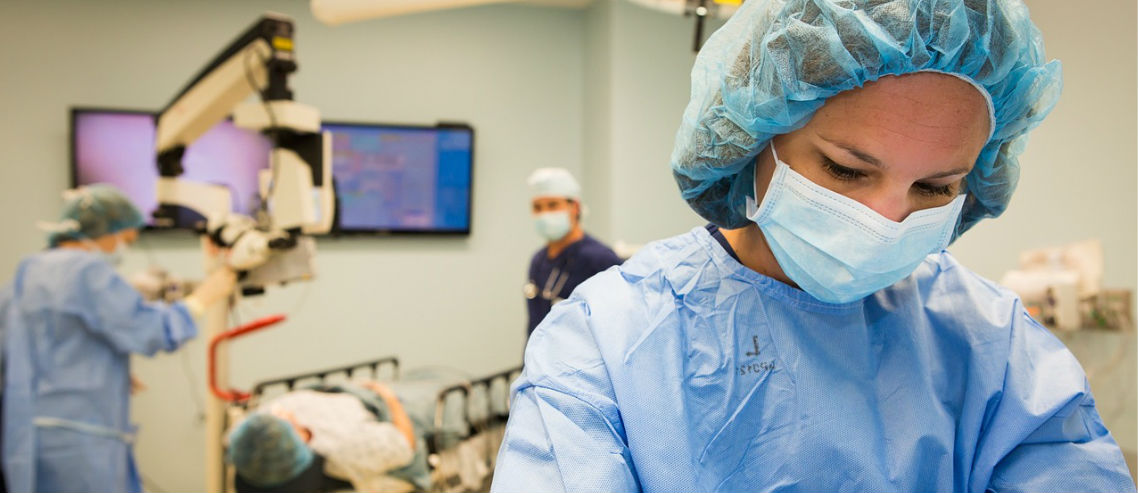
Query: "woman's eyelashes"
820 156 866 182
913 181 957 197
820 155 960 197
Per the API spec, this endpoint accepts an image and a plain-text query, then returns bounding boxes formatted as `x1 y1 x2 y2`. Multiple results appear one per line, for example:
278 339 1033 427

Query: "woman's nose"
856 189 911 223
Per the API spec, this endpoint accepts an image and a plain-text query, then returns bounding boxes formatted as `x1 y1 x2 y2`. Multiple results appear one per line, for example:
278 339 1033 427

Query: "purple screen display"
72 110 271 225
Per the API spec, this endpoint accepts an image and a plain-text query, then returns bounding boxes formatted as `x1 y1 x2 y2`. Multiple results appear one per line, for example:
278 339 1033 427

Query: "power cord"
242 47 282 224
181 347 207 424
129 240 207 423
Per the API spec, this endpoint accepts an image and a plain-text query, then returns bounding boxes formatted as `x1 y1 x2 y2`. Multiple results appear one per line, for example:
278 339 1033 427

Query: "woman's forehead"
808 73 991 169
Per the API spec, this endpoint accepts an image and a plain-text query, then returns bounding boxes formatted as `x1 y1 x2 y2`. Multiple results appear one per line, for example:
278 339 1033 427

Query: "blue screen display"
324 123 473 233
71 110 474 234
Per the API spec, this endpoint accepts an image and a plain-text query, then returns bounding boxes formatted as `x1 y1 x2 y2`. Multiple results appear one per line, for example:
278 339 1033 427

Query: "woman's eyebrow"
923 167 972 180
819 134 974 179
818 134 883 167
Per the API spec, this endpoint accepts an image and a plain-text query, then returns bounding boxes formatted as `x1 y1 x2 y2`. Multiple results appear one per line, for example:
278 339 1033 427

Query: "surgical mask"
105 240 129 266
746 144 966 304
85 238 128 267
535 211 572 241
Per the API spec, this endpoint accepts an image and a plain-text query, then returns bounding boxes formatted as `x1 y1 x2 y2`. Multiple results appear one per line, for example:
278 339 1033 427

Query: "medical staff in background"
523 168 621 338
492 0 1136 492
1 184 236 493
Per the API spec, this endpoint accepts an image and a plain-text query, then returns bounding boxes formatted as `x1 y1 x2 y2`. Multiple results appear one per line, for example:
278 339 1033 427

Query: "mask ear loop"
746 142 791 223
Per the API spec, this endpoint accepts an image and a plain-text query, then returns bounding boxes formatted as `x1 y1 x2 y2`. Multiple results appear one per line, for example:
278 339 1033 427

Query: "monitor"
70 109 475 235
324 122 473 235
70 108 271 229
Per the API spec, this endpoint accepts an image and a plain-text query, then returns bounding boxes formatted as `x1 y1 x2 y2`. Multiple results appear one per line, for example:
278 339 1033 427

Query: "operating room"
0 0 1135 492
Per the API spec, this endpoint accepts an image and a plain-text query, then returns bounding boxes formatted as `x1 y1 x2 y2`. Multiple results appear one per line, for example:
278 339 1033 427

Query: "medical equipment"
523 264 571 304
310 0 740 52
74 111 476 235
70 108 273 229
624 0 742 51
326 121 475 235
129 266 199 303
150 13 335 490
219 356 520 492
154 13 334 290
1001 239 1132 331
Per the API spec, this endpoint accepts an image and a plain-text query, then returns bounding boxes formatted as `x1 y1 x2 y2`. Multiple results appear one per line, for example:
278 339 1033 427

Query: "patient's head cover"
227 412 315 487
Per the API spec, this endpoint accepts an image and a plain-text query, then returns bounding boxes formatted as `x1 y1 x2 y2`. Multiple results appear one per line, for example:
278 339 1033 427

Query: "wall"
585 0 714 246
947 0 1138 297
581 0 615 240
0 1 583 491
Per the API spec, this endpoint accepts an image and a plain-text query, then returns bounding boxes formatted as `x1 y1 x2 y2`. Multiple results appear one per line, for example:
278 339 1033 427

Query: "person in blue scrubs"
1 185 236 493
492 1 1136 492
524 168 622 338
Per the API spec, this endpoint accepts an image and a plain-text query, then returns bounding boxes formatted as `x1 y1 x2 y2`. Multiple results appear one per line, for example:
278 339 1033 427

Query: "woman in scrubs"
2 185 236 493
491 0 1135 491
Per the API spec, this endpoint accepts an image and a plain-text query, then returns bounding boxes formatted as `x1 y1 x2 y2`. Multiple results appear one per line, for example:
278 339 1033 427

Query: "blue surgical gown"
1 249 198 493
492 227 1135 492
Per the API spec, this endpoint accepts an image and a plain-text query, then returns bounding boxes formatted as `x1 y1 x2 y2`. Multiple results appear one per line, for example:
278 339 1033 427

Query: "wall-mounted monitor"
70 107 271 230
70 108 474 235
324 122 473 235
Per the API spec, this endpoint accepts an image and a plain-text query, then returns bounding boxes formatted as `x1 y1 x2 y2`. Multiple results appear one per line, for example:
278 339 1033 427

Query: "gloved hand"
183 268 237 316
128 267 167 301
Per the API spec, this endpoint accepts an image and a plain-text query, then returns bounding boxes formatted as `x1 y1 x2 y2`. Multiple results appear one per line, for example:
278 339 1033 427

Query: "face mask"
106 240 129 266
86 238 128 267
746 143 966 304
535 211 572 242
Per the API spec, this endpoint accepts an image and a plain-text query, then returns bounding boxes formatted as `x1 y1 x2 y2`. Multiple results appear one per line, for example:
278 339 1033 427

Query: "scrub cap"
227 413 315 488
528 168 582 201
44 184 146 247
671 0 1062 236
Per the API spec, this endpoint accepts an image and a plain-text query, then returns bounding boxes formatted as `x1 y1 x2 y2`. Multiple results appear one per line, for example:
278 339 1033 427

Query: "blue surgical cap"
227 413 314 488
671 0 1062 236
46 184 146 247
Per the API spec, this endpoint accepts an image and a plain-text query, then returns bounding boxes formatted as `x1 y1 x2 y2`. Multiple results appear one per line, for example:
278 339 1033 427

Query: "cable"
230 304 244 330
290 277 314 317
181 347 207 423
135 234 160 267
242 47 282 224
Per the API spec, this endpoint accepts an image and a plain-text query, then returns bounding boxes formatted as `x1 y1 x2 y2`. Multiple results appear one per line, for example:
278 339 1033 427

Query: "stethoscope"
524 263 572 304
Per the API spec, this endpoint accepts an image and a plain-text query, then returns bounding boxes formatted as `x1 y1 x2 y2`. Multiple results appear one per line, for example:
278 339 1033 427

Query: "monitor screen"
71 109 475 235
71 108 271 229
325 122 473 234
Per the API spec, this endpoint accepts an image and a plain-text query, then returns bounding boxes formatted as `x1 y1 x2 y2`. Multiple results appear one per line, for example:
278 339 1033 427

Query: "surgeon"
1 184 237 493
492 1 1136 492
524 168 621 337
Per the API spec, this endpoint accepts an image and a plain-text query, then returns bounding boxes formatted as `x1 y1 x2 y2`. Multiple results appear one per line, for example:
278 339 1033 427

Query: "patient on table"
227 381 431 493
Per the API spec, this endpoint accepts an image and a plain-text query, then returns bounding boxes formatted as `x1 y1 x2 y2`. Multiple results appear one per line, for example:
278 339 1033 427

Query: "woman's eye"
913 182 956 197
821 158 866 182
